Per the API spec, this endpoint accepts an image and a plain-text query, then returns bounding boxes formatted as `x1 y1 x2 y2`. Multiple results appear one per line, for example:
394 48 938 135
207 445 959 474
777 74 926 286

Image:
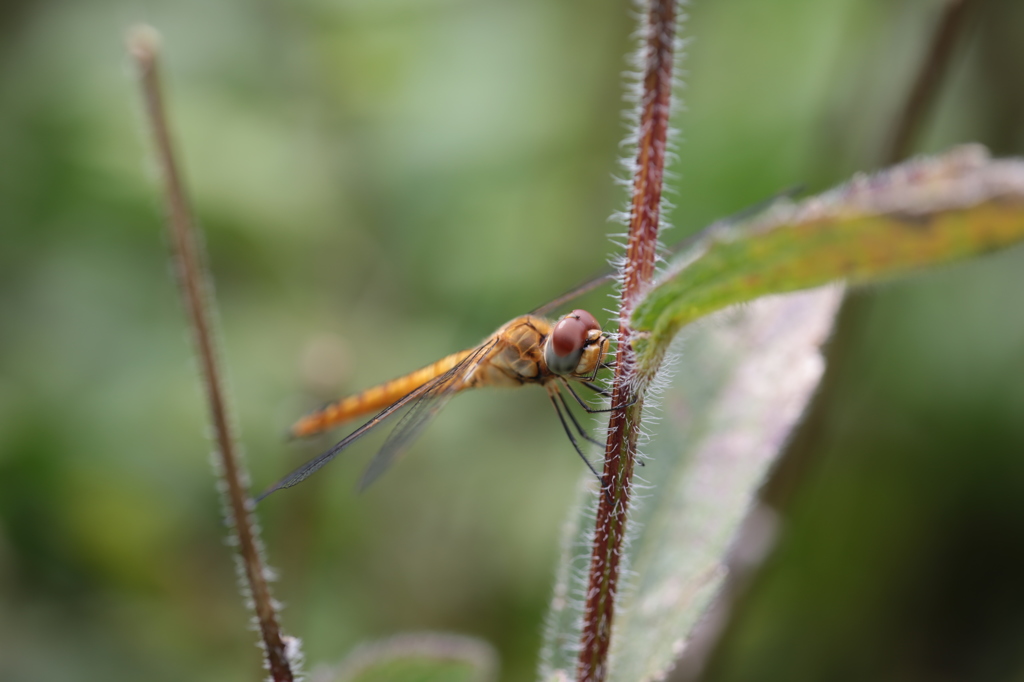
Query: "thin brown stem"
576 2 678 680
127 26 295 682
885 0 980 164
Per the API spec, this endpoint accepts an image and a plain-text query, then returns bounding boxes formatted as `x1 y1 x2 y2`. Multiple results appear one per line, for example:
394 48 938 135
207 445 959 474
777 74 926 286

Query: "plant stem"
127 26 296 682
576 2 679 680
758 0 983 523
885 0 980 164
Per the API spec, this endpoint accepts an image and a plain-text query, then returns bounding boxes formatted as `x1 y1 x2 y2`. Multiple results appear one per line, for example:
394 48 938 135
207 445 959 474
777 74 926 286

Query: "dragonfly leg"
555 390 606 447
552 389 616 501
547 392 604 485
563 379 637 413
580 380 612 399
560 385 645 467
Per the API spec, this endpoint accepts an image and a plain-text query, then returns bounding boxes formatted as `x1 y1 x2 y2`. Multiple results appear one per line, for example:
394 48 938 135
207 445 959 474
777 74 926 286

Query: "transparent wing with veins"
255 338 497 502
356 337 498 491
531 185 803 318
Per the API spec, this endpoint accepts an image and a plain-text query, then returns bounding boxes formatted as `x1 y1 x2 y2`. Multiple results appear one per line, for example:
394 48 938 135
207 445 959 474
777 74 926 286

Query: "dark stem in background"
576 2 678 681
885 0 980 164
667 2 983 680
127 27 295 682
765 0 983 512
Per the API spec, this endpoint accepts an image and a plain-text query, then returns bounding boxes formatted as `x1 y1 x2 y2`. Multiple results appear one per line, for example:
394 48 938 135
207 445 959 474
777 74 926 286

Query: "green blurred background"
1 0 1023 680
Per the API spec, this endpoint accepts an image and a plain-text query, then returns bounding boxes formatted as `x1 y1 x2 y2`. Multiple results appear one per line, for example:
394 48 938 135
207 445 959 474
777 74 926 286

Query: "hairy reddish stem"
576 2 678 681
128 27 295 682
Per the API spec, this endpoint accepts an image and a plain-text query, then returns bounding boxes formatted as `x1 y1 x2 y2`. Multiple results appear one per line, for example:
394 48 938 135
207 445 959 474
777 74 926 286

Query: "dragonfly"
256 307 617 501
255 186 801 502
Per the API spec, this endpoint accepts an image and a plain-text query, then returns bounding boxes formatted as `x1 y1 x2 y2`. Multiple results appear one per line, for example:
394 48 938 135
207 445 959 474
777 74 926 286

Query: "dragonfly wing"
357 337 498 491
255 387 423 501
530 185 804 318
255 338 497 502
531 273 614 317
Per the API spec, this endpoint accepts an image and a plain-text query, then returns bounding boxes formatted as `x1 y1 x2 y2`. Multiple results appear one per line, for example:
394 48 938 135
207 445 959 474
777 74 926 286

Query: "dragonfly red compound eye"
551 309 601 355
545 309 602 376
551 317 587 357
570 309 600 334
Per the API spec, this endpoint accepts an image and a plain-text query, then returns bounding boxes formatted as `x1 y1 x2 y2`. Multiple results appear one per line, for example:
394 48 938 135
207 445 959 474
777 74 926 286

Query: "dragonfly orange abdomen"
289 315 562 439
290 347 476 439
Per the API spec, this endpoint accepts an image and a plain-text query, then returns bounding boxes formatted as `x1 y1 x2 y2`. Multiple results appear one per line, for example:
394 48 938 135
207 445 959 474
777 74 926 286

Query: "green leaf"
540 287 843 682
541 146 1024 682
631 145 1024 370
327 633 498 682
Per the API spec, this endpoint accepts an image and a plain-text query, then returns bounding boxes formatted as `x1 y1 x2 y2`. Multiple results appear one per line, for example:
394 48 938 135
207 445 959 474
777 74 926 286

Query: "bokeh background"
2 0 1023 680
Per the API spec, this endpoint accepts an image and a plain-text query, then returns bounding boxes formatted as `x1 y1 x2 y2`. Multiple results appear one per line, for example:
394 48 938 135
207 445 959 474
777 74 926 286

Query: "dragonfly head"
544 309 609 377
